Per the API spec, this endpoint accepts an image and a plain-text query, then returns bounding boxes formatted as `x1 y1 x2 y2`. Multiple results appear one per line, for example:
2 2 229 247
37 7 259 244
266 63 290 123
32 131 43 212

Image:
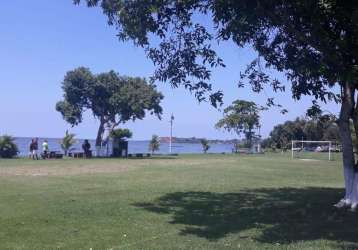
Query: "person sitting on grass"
82 139 92 158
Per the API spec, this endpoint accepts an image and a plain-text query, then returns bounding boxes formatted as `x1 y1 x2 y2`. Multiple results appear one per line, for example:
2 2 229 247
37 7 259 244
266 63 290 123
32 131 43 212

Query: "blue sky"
0 1 339 140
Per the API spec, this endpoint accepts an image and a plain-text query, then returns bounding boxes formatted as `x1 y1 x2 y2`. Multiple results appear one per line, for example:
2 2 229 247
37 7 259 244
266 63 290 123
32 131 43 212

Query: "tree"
216 100 261 149
267 116 340 150
269 124 291 151
149 135 160 154
0 135 18 158
110 128 132 141
60 130 76 156
200 138 210 154
268 118 307 151
76 1 358 208
56 67 163 147
261 137 273 151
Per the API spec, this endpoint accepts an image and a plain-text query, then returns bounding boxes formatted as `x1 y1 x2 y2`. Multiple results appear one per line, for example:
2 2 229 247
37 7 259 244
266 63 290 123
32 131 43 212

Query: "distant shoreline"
159 136 239 144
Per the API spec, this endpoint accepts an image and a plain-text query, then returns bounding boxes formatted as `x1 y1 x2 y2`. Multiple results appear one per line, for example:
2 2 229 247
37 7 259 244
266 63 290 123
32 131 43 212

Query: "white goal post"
291 140 332 161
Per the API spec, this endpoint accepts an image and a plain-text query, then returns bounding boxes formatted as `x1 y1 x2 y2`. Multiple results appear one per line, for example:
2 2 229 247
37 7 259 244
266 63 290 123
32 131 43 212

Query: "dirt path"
0 157 237 177
0 161 131 177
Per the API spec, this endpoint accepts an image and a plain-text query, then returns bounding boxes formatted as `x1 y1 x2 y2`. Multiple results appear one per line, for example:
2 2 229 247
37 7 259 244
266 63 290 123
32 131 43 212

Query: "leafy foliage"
200 138 210 153
0 135 18 158
74 0 356 108
149 135 160 154
110 128 132 141
264 116 340 150
60 131 76 156
56 67 163 146
216 100 261 148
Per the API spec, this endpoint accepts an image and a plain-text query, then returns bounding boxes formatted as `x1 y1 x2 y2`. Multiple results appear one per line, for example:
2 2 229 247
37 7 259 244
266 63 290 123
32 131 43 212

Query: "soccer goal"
291 140 332 161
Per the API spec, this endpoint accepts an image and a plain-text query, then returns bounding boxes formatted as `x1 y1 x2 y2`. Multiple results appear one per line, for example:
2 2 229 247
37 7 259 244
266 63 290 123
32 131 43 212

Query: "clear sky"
0 1 340 140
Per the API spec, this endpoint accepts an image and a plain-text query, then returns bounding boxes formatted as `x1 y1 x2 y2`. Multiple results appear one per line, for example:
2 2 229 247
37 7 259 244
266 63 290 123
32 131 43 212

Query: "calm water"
15 137 234 157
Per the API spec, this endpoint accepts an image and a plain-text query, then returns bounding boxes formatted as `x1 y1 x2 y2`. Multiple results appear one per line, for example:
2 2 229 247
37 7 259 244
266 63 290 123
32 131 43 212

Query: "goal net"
291 140 332 161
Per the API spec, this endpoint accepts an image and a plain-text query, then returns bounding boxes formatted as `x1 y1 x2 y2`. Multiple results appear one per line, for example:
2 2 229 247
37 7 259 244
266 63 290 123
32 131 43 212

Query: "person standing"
30 138 39 160
42 139 49 159
29 139 34 159
82 139 92 158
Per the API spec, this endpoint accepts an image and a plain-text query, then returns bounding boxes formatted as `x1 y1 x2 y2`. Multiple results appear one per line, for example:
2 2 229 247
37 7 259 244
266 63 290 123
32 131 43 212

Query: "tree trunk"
350 95 358 206
337 82 356 206
96 118 106 147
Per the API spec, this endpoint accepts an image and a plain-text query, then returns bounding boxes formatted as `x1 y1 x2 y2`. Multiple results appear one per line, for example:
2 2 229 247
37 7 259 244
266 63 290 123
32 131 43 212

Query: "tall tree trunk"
337 82 356 206
96 118 106 147
350 94 358 206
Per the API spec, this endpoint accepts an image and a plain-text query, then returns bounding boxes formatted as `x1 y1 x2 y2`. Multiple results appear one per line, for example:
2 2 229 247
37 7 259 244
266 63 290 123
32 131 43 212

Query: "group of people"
29 138 49 160
29 138 92 160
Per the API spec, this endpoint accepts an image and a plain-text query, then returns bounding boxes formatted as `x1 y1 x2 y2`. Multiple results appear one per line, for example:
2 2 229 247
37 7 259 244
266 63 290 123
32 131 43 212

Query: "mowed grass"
0 154 357 250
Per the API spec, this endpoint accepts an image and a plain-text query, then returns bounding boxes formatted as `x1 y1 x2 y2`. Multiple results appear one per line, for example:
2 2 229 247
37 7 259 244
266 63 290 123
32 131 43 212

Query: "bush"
0 135 18 158
200 138 210 153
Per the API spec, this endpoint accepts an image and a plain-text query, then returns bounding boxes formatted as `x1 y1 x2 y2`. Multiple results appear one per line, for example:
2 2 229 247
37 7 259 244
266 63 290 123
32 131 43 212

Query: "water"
14 137 234 157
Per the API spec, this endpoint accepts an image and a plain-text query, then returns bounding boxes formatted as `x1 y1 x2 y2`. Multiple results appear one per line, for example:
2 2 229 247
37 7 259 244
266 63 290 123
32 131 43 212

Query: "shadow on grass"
134 188 358 246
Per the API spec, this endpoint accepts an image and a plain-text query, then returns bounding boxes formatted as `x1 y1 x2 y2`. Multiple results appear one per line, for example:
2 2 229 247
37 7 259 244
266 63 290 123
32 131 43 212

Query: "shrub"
0 135 18 158
200 139 210 153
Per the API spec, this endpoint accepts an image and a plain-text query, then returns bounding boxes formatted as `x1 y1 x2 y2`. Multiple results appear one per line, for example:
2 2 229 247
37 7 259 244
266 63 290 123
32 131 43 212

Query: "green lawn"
0 154 356 250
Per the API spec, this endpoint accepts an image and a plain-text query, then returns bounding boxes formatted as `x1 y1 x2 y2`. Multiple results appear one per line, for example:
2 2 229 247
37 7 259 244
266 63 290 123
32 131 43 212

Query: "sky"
0 1 340 140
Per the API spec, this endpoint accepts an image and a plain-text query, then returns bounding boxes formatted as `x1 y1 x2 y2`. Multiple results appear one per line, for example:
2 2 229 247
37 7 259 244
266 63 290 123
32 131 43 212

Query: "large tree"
56 67 163 146
216 100 261 149
75 1 358 208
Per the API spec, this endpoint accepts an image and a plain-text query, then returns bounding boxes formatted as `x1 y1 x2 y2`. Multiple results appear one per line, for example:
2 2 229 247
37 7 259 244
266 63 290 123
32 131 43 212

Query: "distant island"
159 137 239 144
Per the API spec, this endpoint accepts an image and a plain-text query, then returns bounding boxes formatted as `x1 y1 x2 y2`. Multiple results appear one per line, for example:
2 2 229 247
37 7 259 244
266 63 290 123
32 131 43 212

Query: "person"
42 140 49 159
30 138 39 160
29 139 33 159
82 139 92 158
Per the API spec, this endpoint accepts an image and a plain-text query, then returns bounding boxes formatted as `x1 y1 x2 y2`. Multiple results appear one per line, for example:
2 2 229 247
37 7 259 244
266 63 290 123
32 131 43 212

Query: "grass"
0 153 356 249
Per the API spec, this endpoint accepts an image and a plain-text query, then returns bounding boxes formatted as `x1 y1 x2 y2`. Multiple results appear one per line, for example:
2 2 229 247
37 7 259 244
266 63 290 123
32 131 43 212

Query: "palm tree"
60 130 76 156
149 135 160 154
0 135 18 158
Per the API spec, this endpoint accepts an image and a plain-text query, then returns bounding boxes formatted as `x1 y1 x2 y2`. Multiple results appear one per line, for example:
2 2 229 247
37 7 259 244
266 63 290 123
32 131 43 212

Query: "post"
329 141 332 161
291 140 294 159
301 137 304 151
169 114 174 154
